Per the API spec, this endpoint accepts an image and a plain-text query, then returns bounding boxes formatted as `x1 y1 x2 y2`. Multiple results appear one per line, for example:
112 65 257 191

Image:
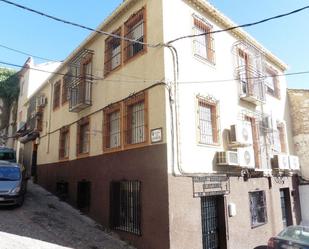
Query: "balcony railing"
67 49 94 112
69 76 92 112
237 65 265 104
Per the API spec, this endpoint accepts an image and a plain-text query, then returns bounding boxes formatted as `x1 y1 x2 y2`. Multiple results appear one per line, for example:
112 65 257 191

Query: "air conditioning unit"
271 154 289 170
37 95 47 107
217 151 239 166
262 115 277 131
230 121 253 146
237 147 255 168
289 155 300 170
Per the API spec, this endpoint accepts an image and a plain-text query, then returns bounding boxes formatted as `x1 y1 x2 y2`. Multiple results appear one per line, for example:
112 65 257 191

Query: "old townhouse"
16 57 61 176
23 0 302 248
288 88 309 225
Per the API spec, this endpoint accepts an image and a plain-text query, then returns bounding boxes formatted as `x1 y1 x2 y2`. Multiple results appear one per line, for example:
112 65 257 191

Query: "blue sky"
0 0 308 89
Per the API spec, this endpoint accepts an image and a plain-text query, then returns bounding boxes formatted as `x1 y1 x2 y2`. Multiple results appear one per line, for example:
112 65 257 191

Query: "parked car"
268 225 309 249
0 147 27 206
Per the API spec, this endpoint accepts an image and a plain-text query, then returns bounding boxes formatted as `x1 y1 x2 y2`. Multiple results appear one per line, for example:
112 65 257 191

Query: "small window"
125 93 147 145
104 29 122 76
103 104 121 150
124 8 146 61
193 17 215 63
249 191 267 228
77 117 90 155
62 74 70 105
53 80 61 110
238 49 250 95
110 180 141 235
278 123 287 153
265 68 280 99
197 98 218 145
59 126 70 159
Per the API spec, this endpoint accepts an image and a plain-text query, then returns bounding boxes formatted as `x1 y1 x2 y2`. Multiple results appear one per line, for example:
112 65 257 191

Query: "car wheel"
16 195 25 207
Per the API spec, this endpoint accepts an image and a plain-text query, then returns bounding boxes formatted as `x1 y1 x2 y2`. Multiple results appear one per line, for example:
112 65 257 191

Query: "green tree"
0 68 19 131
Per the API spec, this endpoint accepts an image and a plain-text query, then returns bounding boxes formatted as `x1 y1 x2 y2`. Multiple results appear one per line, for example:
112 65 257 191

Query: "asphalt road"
0 181 134 249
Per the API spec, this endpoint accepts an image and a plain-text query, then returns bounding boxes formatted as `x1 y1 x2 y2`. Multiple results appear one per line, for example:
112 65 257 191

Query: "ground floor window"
249 190 267 228
110 180 141 235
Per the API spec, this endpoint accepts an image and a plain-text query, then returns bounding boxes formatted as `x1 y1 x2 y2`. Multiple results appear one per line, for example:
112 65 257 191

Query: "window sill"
193 54 216 68
59 157 69 162
104 64 122 78
197 142 221 148
103 146 122 154
76 152 89 159
124 49 147 66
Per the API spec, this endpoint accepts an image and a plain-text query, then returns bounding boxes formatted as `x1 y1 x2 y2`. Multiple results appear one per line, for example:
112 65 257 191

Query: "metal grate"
126 101 145 145
110 181 141 235
201 196 219 249
77 180 91 213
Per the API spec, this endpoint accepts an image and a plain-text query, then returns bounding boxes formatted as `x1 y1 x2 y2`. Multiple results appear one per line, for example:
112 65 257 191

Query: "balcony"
67 49 94 112
238 65 265 105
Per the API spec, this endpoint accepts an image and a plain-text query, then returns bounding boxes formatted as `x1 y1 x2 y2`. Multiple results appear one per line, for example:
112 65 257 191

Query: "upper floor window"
277 122 287 153
104 29 122 76
197 97 219 145
193 17 215 64
265 67 280 99
77 117 90 155
125 93 147 145
124 7 146 62
53 80 61 110
59 126 70 160
62 74 70 105
249 191 267 228
103 104 121 150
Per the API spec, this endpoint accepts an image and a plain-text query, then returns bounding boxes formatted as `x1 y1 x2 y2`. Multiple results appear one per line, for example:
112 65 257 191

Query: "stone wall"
288 89 309 179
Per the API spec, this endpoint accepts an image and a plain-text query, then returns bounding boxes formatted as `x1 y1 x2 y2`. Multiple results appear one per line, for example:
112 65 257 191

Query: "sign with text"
192 175 229 197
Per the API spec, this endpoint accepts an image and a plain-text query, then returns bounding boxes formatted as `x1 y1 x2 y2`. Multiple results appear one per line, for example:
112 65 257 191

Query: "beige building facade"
24 0 302 248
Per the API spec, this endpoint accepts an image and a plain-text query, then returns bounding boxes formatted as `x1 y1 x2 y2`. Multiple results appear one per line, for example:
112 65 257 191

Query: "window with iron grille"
193 17 215 64
249 191 267 228
238 49 251 95
124 8 146 62
103 104 121 150
62 73 70 105
77 117 90 155
53 80 61 110
125 93 147 145
277 123 287 153
59 126 70 159
110 181 141 235
197 98 218 145
265 67 280 99
104 29 122 76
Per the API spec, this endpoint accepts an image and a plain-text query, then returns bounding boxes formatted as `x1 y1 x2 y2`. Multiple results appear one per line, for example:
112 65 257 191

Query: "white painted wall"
162 0 293 174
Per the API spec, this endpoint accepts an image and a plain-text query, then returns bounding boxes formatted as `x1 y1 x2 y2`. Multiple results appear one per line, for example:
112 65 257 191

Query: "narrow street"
0 181 135 249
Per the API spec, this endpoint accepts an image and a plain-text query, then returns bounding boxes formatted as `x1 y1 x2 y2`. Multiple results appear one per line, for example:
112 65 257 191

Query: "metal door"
201 196 220 249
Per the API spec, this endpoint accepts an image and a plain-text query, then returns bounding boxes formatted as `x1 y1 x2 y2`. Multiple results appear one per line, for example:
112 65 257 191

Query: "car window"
279 226 309 244
0 151 16 162
0 167 20 181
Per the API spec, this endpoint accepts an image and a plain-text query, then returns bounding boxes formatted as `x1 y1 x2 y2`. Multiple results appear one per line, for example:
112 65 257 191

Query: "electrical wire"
0 43 61 62
1 59 309 85
1 0 308 48
0 60 158 83
167 5 309 44
0 0 161 48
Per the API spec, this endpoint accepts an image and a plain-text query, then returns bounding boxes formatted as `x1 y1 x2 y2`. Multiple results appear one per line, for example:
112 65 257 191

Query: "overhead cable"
0 0 161 48
167 5 309 44
1 59 308 85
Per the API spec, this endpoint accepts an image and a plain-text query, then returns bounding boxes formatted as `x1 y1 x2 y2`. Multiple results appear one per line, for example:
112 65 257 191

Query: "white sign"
151 128 162 143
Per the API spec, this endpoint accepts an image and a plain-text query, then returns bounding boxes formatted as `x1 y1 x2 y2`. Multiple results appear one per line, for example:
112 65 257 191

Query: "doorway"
201 195 227 249
280 188 293 227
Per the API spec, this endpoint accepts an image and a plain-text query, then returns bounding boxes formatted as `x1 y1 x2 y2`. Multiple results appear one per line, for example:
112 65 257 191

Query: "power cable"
0 0 161 48
1 0 308 48
1 60 309 85
0 43 62 62
167 5 309 44
0 60 158 83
